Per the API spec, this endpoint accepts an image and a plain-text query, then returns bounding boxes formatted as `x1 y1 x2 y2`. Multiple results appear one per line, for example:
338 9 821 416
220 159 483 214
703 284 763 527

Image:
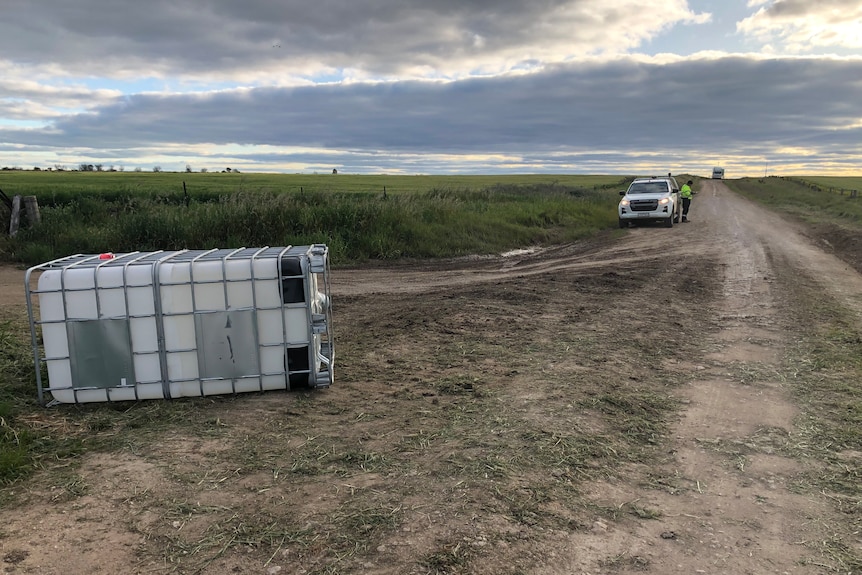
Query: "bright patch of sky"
0 119 46 129
646 1 862 57
645 1 751 55
70 77 242 95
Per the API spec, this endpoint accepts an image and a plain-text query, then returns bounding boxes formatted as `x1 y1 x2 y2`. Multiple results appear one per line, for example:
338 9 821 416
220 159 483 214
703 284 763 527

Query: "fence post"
23 196 41 225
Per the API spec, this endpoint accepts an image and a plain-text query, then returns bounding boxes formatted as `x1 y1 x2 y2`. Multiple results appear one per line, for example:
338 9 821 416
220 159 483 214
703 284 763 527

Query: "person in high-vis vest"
680 180 693 222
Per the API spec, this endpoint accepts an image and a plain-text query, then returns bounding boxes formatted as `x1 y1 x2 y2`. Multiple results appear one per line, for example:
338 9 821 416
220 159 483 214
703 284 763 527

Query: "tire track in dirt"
620 182 819 573
332 231 680 298
557 181 861 574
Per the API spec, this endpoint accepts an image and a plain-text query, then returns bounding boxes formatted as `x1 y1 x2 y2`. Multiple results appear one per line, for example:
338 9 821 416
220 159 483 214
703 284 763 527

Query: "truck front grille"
630 200 659 211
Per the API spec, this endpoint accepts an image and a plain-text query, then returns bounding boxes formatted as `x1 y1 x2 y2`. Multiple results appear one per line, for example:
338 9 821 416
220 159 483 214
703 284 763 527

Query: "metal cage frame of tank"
25 245 334 405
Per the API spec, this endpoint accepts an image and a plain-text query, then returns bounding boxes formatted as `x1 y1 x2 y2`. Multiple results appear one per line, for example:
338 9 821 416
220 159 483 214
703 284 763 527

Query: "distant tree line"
0 164 241 173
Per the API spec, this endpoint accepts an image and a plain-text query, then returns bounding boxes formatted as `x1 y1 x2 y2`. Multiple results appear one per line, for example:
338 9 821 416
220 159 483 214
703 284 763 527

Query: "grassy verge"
725 177 862 226
769 262 862 571
0 319 38 486
1 183 622 266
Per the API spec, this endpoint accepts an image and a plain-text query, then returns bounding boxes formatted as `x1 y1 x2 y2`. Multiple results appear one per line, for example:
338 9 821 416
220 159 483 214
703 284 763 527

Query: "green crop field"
0 170 628 200
791 176 862 193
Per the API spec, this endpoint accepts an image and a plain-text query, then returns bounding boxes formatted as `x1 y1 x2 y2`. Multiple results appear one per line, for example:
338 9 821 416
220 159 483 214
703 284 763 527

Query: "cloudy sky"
1 0 861 176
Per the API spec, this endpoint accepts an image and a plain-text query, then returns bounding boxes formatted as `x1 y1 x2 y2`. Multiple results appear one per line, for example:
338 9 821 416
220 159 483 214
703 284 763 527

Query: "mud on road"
1 181 861 574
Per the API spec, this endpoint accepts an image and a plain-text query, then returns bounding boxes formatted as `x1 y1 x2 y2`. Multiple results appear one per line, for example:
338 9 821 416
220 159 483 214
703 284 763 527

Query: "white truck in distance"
618 176 681 228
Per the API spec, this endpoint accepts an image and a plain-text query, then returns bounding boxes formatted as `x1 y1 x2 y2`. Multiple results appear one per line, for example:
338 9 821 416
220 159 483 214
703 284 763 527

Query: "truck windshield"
628 182 668 194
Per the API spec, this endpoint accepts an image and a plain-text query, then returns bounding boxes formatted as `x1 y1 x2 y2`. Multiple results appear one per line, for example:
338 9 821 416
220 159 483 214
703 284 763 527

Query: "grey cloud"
3 56 861 173
764 0 859 18
0 80 119 117
1 0 700 78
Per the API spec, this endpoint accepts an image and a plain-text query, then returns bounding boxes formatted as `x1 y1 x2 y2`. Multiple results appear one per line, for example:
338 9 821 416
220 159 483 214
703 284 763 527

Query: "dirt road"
1 181 860 574
330 179 862 573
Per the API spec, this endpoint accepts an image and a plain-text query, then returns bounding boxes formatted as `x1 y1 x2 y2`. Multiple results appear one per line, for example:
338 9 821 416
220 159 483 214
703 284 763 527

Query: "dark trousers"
682 197 691 216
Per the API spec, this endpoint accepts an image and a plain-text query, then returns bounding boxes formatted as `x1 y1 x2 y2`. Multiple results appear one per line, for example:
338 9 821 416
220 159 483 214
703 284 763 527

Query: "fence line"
782 177 858 198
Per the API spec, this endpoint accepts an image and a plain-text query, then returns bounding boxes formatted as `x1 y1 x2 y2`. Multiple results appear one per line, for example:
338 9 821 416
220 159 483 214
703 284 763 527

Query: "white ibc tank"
26 246 334 404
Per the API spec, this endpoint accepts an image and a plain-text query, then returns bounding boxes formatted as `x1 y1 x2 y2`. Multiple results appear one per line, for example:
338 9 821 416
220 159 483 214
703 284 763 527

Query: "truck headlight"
658 197 670 205
620 199 630 207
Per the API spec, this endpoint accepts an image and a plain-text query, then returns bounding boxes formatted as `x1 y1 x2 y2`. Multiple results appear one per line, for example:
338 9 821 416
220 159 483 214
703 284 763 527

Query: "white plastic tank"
26 246 334 404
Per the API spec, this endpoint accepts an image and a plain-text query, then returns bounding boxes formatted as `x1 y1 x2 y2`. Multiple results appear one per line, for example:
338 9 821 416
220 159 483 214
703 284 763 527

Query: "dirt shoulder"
1 181 861 574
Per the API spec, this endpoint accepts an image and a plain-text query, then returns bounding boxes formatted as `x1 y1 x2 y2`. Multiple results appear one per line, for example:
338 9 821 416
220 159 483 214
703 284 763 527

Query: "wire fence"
783 177 859 198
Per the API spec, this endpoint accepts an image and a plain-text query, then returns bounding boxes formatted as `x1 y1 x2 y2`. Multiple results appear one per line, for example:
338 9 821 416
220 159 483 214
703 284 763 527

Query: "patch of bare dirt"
2 181 862 574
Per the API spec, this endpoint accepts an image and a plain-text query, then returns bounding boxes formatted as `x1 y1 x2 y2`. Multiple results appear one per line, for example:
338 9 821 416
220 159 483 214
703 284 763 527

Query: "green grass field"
0 172 634 266
790 176 862 194
0 170 628 200
724 176 862 225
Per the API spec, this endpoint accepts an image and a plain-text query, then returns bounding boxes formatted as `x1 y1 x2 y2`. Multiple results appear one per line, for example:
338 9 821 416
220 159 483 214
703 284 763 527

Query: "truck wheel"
619 219 627 229
664 215 674 228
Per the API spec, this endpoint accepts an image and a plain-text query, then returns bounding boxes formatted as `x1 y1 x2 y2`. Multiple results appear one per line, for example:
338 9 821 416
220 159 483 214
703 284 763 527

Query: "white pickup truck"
618 177 681 228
